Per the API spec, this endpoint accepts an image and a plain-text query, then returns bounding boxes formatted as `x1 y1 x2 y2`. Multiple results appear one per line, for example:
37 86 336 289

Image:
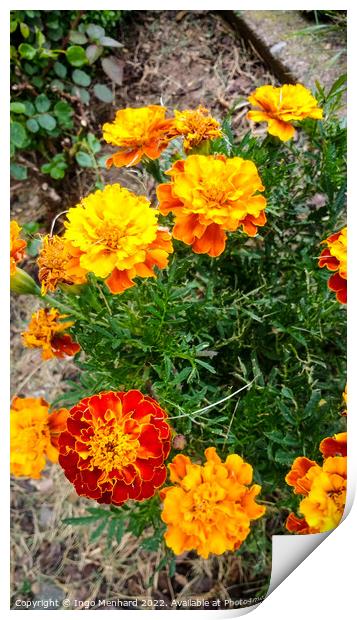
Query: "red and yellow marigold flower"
64 184 173 294
285 453 347 534
22 307 80 360
318 227 347 304
160 447 265 558
319 432 347 458
37 235 88 295
58 390 171 505
247 84 323 141
172 105 222 151
157 154 267 257
102 105 175 168
10 396 68 479
10 220 26 275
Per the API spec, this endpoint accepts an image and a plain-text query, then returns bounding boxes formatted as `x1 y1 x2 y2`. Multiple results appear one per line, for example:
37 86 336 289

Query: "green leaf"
37 113 57 131
20 22 30 38
69 30 88 45
66 45 88 67
54 61 67 78
54 101 74 125
93 83 113 103
10 102 27 114
75 151 94 167
86 44 103 64
22 101 35 116
71 86 90 105
100 36 123 48
63 516 100 525
35 94 51 113
87 133 101 154
10 162 28 180
86 23 105 40
90 519 108 542
26 118 39 133
72 69 91 87
10 122 27 148
18 43 36 59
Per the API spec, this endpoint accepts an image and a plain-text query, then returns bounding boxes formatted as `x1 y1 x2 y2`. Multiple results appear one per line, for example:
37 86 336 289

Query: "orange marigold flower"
58 390 171 505
102 105 175 168
37 235 88 295
299 456 347 532
10 220 26 275
319 432 347 458
318 227 347 304
160 447 266 558
10 396 68 479
172 105 222 151
285 512 319 535
157 154 267 257
247 84 323 141
64 184 173 294
285 456 318 496
22 307 80 360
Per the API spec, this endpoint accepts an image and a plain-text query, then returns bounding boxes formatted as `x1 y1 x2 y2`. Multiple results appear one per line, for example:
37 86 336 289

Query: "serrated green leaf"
10 121 27 148
35 94 51 113
66 45 88 67
37 113 56 131
54 61 67 78
75 151 94 167
18 43 36 60
10 162 28 180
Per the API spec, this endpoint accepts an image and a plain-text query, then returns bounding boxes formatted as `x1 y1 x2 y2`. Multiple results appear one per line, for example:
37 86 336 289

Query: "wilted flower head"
58 390 171 505
172 105 222 151
22 307 80 360
160 447 265 558
64 184 173 294
102 105 175 168
157 154 267 257
247 84 323 141
10 396 68 479
37 235 88 295
10 220 26 275
318 227 347 304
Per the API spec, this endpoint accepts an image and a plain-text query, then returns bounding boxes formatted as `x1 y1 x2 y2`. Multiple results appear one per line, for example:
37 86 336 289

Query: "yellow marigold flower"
102 105 175 168
157 154 267 257
172 105 222 151
10 396 68 479
299 457 347 532
37 235 88 295
247 84 323 141
318 227 347 304
64 184 173 294
285 453 347 533
22 307 80 360
10 220 26 275
160 447 265 558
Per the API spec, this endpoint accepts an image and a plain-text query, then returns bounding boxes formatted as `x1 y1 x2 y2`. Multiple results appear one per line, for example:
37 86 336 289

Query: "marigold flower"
299 456 347 532
319 432 347 458
10 220 26 275
64 184 173 294
286 454 346 533
157 154 267 257
10 396 68 479
22 307 80 360
160 447 265 558
37 235 88 295
247 84 323 141
102 105 175 168
58 390 171 505
285 513 318 535
172 106 222 151
318 227 347 304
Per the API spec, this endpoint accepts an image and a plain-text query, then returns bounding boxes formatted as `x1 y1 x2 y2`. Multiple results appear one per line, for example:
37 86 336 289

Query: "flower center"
191 488 216 521
97 225 124 250
88 422 139 473
328 488 345 509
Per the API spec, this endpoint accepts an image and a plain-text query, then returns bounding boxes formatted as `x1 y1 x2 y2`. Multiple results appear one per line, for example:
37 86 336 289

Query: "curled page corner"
267 531 330 597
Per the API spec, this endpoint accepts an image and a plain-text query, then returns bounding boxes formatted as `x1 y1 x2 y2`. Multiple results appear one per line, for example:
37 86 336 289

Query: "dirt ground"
11 10 276 610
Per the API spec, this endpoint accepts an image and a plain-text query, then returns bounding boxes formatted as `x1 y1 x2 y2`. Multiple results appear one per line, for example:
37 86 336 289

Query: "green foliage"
10 9 125 180
46 77 348 558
